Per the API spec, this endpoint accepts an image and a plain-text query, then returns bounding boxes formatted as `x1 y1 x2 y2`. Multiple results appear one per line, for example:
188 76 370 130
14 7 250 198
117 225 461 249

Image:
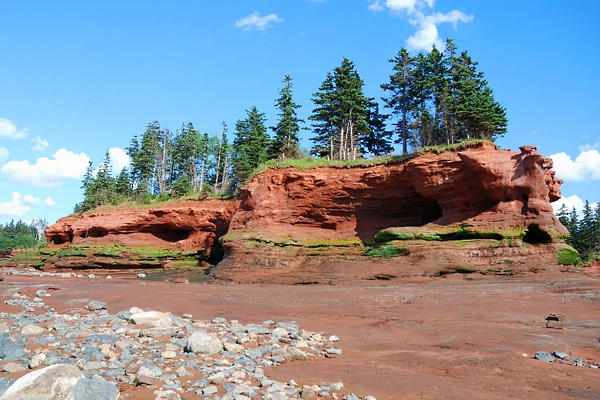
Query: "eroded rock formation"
45 142 568 281
46 199 239 251
229 142 565 241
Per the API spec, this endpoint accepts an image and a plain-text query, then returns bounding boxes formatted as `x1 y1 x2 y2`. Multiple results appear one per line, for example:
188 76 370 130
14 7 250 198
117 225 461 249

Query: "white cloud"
22 194 41 206
553 194 597 216
0 118 28 139
44 197 56 206
579 142 599 152
0 192 31 217
109 147 131 174
369 0 473 52
550 149 600 182
1 148 91 187
370 0 420 12
32 136 50 152
0 146 8 163
407 11 473 51
235 12 282 32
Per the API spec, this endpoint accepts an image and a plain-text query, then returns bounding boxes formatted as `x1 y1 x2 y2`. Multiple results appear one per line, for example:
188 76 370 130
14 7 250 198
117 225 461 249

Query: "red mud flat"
1 273 600 400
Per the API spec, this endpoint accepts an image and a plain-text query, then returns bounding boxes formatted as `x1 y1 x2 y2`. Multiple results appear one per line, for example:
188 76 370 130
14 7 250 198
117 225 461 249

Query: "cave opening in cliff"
146 230 193 243
78 227 109 239
522 224 552 244
421 199 443 225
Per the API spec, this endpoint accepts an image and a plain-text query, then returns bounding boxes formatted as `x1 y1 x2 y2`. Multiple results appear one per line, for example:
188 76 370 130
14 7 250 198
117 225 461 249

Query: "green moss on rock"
557 245 579 265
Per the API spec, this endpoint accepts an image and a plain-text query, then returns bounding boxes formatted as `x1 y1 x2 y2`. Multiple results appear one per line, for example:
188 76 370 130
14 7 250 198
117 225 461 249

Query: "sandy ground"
1 272 600 400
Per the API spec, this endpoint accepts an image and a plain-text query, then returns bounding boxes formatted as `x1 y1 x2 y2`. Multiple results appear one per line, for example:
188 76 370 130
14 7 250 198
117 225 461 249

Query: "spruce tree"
115 168 132 198
362 100 393 156
269 75 304 160
232 106 269 186
381 48 414 154
172 122 200 191
310 58 371 160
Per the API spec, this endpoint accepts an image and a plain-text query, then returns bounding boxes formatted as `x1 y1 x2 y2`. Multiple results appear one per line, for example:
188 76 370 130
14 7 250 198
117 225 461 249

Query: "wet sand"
2 273 600 399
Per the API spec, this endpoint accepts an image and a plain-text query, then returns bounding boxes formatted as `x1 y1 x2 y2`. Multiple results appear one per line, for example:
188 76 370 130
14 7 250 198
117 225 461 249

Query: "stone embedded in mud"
553 351 569 359
65 377 120 400
21 324 45 335
534 351 555 362
271 346 309 362
155 390 182 400
0 364 83 400
135 366 158 385
87 300 107 311
130 311 172 328
139 326 180 338
2 362 26 373
184 331 223 355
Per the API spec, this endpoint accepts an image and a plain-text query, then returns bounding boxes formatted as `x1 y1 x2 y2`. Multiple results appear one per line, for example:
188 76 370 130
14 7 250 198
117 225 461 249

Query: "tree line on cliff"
75 38 507 213
557 202 600 263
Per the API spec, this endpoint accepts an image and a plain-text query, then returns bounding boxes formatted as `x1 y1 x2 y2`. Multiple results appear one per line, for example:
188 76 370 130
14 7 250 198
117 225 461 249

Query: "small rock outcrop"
45 199 239 251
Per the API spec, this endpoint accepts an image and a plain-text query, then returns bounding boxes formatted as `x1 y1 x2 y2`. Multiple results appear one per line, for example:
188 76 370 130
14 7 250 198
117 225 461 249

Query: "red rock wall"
230 143 566 240
46 143 567 257
46 199 240 251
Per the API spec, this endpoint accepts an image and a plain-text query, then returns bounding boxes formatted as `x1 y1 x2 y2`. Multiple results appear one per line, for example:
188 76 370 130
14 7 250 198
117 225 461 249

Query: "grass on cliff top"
74 192 236 216
246 139 492 182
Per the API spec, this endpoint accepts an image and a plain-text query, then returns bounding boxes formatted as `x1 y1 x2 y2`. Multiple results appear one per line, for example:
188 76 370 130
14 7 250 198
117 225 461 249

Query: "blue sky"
1 0 599 224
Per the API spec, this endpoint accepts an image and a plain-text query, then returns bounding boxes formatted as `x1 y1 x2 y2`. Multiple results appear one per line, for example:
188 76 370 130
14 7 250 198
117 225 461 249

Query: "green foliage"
232 106 270 186
310 58 386 160
557 201 600 262
556 245 580 265
381 39 507 154
269 75 304 160
0 219 46 251
364 243 410 258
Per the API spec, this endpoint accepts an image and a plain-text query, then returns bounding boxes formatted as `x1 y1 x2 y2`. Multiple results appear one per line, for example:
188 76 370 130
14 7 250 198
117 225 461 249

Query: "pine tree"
382 39 508 152
381 47 414 154
309 72 337 159
172 122 200 191
232 106 269 186
214 123 227 190
115 168 132 198
269 75 304 160
362 100 393 156
95 150 117 205
310 58 371 160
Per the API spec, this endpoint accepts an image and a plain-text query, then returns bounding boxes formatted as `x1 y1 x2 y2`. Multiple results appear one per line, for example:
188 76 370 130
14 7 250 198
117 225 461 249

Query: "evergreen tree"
309 58 371 160
95 150 117 205
558 202 600 263
214 123 229 191
115 168 132 198
381 47 414 154
362 100 393 156
172 122 200 191
232 106 269 186
269 75 303 160
382 39 508 152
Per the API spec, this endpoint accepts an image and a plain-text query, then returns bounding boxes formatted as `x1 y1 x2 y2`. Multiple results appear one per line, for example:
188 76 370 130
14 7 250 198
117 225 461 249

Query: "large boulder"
65 377 120 400
130 312 172 328
0 364 83 400
184 331 223 355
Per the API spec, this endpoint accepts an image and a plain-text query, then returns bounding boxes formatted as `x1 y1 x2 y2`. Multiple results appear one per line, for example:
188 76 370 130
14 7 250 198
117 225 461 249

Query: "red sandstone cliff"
45 199 239 251
45 142 568 281
229 142 565 241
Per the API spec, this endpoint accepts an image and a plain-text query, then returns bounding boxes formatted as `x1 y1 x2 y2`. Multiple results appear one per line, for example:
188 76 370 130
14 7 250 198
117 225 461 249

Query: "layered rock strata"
45 143 568 280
